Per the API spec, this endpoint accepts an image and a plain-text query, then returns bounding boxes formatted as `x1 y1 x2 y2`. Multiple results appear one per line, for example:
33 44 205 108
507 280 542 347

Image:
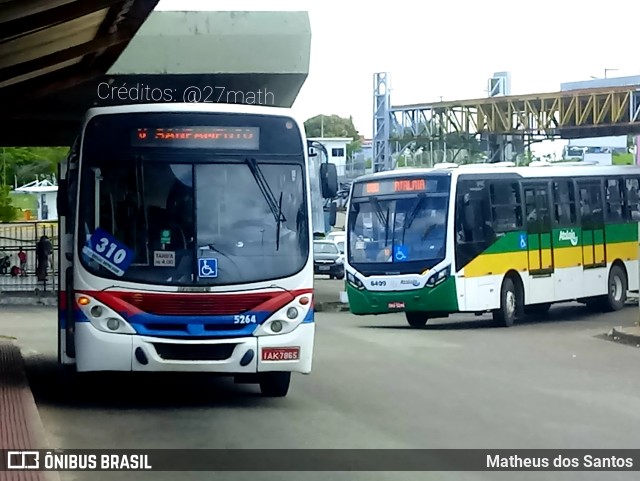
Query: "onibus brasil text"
8 451 151 470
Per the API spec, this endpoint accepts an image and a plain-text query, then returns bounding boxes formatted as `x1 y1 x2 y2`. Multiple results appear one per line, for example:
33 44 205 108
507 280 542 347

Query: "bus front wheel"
259 372 291 397
406 311 428 328
493 277 519 327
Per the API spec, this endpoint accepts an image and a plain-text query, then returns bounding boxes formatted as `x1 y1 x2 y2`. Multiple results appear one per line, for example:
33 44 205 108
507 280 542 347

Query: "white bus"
57 103 335 397
344 162 640 327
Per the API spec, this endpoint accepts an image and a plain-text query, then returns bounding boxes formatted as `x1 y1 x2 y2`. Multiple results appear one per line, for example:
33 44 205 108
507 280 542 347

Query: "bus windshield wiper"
245 158 286 250
402 194 426 244
370 197 390 244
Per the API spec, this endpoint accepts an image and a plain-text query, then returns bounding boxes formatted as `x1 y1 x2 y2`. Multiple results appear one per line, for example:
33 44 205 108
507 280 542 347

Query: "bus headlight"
106 318 121 331
254 294 312 336
426 265 451 287
74 293 136 335
347 271 365 290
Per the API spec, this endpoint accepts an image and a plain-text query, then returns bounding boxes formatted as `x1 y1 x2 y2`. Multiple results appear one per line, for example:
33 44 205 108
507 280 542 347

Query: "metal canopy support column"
373 72 392 172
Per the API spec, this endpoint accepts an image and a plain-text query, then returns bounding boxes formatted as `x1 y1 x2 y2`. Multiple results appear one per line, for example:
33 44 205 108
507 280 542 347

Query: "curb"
606 327 640 348
0 295 57 306
315 302 350 313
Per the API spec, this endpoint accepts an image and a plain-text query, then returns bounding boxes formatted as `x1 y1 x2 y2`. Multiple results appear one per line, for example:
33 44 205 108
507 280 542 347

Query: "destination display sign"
130 127 259 149
353 177 443 197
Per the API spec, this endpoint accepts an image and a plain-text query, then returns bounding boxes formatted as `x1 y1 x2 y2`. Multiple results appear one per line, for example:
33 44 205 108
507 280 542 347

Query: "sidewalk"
313 278 350 313
0 341 56 480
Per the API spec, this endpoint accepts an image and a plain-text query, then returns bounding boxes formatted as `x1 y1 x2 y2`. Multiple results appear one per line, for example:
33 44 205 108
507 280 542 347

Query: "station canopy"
0 4 311 146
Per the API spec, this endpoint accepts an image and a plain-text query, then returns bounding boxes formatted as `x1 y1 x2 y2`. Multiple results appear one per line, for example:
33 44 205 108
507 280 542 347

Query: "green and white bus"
344 162 640 327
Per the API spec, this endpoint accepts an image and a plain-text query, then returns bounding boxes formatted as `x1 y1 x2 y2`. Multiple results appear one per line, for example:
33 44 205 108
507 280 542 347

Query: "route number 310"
94 237 128 264
234 314 257 324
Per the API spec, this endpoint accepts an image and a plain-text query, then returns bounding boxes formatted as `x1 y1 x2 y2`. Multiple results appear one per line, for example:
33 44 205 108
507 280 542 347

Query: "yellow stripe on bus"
605 241 639 262
462 243 639 278
463 251 528 278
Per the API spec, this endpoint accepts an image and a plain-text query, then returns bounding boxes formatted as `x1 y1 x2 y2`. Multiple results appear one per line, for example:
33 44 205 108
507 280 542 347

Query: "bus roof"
82 102 297 118
352 163 640 183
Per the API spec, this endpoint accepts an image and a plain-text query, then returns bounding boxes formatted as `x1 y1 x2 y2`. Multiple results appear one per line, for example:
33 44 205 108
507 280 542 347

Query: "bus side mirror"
57 179 68 217
320 162 338 199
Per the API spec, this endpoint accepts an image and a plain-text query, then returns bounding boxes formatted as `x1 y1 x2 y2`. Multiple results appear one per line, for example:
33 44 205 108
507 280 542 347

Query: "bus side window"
455 179 493 269
577 181 603 227
457 180 490 242
625 177 640 221
553 180 576 225
605 178 624 222
524 188 537 222
489 181 521 232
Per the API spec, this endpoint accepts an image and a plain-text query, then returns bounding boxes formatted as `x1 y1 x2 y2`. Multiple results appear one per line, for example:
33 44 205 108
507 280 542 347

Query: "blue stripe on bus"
59 307 314 336
58 308 88 329
302 308 314 324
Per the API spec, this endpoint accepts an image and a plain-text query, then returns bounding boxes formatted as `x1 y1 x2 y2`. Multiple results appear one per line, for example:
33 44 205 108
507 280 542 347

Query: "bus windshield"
347 176 450 272
77 113 309 286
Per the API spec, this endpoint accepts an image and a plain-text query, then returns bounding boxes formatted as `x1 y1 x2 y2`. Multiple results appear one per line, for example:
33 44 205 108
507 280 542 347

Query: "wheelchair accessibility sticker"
198 258 218 278
519 233 527 249
82 227 134 277
394 244 409 262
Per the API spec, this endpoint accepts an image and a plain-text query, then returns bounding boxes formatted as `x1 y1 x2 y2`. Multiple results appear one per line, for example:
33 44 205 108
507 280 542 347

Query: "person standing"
36 235 52 281
17 248 27 276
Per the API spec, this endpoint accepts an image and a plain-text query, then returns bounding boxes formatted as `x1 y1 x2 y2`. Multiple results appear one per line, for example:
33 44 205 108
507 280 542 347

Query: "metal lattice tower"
373 72 392 172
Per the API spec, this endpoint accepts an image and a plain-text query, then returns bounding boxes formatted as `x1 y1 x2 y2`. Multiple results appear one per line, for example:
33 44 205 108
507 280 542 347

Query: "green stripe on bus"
480 223 637 256
604 223 638 243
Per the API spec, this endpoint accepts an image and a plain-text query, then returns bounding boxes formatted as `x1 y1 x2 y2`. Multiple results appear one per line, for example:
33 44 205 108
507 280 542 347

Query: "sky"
155 0 640 155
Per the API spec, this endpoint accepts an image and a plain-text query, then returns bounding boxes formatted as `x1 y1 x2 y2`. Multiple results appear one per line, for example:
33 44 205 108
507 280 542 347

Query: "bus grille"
152 343 237 361
117 292 275 316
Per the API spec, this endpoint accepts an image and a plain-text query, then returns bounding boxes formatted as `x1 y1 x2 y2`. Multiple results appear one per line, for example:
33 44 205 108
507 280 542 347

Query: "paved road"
1 300 640 481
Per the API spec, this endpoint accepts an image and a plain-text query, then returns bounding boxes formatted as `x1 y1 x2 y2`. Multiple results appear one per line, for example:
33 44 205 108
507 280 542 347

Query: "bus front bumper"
345 277 458 315
74 322 315 374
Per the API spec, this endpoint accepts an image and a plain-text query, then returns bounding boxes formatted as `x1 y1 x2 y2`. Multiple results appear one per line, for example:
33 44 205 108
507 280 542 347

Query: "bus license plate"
388 301 405 309
319 265 330 271
262 347 300 361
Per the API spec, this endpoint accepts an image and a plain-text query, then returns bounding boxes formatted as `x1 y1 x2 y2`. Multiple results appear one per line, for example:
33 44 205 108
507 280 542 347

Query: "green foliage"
0 186 17 222
613 153 634 165
9 192 37 210
402 132 483 157
1 146 69 187
304 115 361 158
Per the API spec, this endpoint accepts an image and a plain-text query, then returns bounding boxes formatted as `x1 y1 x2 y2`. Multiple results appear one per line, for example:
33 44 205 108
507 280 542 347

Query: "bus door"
523 183 554 276
56 142 79 365
577 181 606 269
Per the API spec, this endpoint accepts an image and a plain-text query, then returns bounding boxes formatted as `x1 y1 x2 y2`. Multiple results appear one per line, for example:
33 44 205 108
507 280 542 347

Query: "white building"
307 137 351 179
14 179 58 220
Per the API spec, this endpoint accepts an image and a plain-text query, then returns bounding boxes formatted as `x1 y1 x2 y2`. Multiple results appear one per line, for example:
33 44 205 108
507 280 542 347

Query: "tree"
1 147 69 187
304 114 362 158
0 185 17 222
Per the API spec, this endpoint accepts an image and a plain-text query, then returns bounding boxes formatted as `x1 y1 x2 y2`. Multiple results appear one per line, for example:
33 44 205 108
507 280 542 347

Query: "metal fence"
0 221 58 293
345 155 368 179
